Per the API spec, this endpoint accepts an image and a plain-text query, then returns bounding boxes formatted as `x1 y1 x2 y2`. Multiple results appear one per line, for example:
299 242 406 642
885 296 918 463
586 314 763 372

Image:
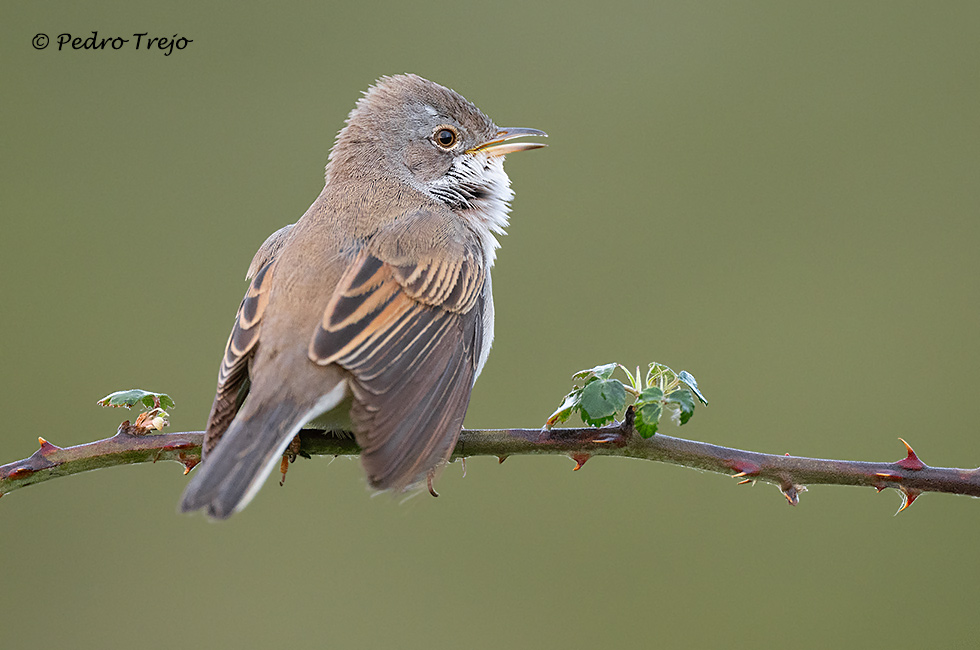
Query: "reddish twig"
3 409 978 512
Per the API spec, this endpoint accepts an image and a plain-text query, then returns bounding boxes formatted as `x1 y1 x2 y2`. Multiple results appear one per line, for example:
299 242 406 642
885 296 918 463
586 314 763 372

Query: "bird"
179 74 546 518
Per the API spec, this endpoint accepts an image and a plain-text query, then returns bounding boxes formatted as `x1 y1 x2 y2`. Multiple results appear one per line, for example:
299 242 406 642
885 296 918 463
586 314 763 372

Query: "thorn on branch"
894 438 926 471
570 453 590 471
896 486 921 514
780 481 805 506
497 455 508 464
37 437 61 455
178 453 199 475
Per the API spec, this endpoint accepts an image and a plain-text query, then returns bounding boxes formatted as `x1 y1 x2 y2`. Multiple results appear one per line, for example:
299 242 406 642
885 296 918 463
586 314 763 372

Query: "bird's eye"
434 126 459 149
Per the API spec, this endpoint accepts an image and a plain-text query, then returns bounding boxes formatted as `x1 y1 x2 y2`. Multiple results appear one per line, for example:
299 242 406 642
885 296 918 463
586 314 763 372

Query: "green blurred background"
3 1 979 647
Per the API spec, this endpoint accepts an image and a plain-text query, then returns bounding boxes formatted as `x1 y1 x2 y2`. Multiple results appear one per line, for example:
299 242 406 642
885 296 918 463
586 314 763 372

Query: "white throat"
427 153 514 267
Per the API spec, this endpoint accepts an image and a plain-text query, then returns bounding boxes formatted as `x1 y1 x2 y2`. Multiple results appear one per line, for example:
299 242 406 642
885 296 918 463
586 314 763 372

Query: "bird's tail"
179 396 313 519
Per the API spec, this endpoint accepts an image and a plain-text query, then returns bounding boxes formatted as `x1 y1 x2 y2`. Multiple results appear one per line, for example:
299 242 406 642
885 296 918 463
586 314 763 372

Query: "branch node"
621 405 636 436
160 439 199 451
729 461 760 478
591 431 625 445
7 466 35 480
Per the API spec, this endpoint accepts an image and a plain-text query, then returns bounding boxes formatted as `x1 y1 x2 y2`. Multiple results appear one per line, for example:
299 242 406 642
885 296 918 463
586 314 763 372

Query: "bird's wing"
308 213 486 491
202 223 294 456
203 258 278 456
246 223 293 280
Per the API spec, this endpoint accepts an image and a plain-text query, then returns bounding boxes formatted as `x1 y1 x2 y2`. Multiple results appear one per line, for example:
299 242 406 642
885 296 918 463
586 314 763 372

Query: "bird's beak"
467 127 548 157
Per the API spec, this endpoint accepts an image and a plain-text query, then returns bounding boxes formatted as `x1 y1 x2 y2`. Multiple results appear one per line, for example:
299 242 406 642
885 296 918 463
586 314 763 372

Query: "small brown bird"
179 74 546 518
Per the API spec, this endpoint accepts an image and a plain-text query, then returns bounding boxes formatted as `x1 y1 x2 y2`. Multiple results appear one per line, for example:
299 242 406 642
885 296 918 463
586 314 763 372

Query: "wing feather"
204 259 277 456
308 243 485 491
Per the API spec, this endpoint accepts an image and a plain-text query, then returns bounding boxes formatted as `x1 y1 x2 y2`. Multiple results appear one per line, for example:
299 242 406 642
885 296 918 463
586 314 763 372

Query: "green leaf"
545 387 583 428
666 389 696 425
634 402 662 438
572 363 618 383
577 378 627 427
677 371 707 405
97 389 175 411
633 386 664 437
637 386 664 403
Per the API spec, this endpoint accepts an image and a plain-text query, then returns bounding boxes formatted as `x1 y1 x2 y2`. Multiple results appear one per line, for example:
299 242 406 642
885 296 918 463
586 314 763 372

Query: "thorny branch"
2 408 979 512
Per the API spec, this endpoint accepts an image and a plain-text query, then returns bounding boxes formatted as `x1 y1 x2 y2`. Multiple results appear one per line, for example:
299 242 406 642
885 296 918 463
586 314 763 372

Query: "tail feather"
180 397 317 519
